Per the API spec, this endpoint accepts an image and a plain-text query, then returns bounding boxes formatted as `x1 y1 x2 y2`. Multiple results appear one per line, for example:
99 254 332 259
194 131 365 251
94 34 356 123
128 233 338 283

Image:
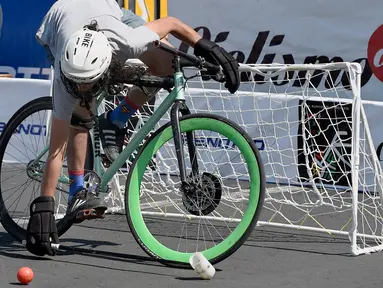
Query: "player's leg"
40 74 77 198
99 11 174 161
139 38 174 76
98 43 173 162
65 101 107 222
26 74 75 256
115 38 173 119
40 117 70 198
120 9 174 76
120 8 146 28
46 68 107 221
38 51 69 198
66 127 87 201
99 8 150 161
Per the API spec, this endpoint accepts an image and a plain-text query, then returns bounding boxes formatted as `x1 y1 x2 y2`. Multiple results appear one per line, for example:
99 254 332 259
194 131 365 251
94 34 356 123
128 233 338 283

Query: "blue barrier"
0 1 55 79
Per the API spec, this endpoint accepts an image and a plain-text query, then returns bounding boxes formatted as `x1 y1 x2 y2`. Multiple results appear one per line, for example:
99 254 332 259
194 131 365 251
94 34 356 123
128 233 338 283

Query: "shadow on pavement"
175 276 210 281
0 231 48 261
78 216 357 257
59 237 121 249
0 231 162 269
0 231 179 278
243 227 355 256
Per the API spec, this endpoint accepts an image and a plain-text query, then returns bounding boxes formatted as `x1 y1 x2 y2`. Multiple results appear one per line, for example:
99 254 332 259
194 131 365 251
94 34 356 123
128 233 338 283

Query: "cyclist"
26 0 239 257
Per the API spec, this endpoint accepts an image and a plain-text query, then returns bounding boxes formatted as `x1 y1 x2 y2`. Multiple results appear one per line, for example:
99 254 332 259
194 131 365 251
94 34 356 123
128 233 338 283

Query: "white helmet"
60 26 113 100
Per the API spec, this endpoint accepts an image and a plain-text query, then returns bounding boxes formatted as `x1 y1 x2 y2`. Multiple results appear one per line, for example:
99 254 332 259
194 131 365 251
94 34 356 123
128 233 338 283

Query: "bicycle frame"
30 61 189 194
96 68 187 193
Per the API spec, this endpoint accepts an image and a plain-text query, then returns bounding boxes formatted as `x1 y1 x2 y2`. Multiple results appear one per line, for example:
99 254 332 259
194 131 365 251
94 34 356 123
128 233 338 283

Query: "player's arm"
144 16 240 94
26 116 67 257
121 16 240 94
144 16 201 47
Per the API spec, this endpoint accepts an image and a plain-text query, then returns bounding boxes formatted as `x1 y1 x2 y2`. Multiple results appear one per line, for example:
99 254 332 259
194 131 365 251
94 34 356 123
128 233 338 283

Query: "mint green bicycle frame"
33 70 186 194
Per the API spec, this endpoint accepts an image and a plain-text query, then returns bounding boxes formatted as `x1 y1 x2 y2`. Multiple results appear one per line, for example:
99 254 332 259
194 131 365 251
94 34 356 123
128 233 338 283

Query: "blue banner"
0 1 55 79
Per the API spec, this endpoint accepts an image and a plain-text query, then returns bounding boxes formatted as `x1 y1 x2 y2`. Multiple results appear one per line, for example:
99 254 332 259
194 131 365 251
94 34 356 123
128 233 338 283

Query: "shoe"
66 189 108 223
98 112 125 162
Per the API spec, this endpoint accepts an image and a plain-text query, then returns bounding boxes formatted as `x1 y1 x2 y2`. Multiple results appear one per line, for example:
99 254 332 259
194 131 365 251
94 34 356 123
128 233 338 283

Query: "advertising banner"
167 0 383 102
0 0 382 190
0 78 51 163
0 1 55 79
0 0 166 80
163 0 383 189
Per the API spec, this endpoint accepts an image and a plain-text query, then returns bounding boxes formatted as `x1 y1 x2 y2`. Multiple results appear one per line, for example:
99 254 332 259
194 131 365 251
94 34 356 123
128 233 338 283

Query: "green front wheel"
125 113 265 267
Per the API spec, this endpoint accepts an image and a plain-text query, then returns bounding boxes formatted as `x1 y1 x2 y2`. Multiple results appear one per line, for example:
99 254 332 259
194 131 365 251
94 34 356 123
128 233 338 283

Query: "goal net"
101 61 383 256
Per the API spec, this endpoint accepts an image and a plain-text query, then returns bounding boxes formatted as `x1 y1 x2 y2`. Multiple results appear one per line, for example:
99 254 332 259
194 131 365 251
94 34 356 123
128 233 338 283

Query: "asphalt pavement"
1 214 383 288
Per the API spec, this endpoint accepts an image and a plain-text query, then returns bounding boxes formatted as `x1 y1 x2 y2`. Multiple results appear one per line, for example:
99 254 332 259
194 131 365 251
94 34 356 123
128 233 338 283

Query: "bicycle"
0 41 265 268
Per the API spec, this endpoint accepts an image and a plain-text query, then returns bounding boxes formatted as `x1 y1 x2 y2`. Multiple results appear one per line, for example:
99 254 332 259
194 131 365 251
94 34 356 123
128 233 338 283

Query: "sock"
68 169 84 202
109 96 140 129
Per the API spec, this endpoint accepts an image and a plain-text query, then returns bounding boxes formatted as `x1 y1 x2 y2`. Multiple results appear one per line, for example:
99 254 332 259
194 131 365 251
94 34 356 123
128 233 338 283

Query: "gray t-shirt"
36 0 160 63
36 0 160 120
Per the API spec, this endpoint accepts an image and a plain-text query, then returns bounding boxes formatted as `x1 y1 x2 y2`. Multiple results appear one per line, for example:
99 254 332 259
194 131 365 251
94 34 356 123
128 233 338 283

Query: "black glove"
194 38 240 94
26 196 59 257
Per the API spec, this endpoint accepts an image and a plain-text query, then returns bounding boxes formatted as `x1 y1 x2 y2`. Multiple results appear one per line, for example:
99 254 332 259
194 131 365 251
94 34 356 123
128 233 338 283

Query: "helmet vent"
76 37 80 45
66 51 69 60
74 48 77 55
91 58 98 65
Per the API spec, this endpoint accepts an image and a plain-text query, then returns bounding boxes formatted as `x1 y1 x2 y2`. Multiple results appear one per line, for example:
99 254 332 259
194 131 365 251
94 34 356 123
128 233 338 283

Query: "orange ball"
17 267 34 285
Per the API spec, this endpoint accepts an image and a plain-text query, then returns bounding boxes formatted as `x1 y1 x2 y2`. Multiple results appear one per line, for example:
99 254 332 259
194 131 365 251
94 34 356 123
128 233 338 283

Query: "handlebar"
153 40 221 73
109 41 223 90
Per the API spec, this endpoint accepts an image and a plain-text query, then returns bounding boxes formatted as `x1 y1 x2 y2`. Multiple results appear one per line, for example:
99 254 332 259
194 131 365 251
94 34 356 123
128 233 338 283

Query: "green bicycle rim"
127 116 262 263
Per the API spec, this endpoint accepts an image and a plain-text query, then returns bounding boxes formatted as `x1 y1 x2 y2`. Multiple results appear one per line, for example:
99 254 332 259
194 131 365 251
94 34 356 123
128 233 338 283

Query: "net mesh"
100 62 383 255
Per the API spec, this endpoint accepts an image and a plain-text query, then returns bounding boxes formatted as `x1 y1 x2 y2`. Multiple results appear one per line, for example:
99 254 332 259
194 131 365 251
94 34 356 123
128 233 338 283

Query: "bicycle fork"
170 100 199 194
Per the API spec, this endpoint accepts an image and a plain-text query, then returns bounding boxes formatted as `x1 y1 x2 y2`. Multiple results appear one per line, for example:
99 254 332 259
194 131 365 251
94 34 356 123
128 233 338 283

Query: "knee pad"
70 114 94 131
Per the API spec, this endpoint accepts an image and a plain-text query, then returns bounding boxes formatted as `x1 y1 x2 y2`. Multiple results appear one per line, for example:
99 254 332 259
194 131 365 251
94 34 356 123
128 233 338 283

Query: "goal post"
102 61 383 256
236 62 383 256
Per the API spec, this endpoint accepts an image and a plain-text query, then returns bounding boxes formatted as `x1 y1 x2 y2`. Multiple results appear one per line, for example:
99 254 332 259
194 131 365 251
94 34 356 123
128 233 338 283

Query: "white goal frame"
238 62 383 255
99 61 383 256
